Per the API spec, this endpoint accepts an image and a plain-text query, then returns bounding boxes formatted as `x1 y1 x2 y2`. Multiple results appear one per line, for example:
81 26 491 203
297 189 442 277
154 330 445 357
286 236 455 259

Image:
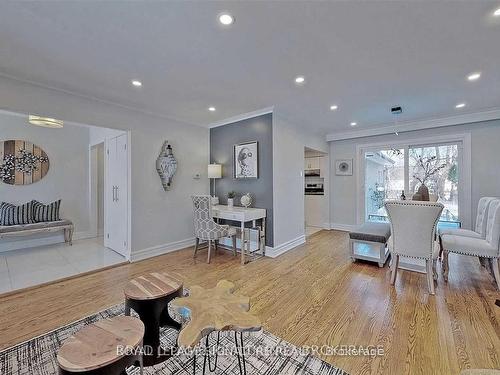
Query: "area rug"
0 303 348 375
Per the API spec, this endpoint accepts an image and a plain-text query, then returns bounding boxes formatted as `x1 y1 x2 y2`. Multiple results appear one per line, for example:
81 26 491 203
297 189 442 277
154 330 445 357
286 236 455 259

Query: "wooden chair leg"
232 235 237 256
426 259 435 295
442 250 449 282
207 241 212 264
490 258 500 291
432 259 438 281
193 238 200 258
390 254 399 285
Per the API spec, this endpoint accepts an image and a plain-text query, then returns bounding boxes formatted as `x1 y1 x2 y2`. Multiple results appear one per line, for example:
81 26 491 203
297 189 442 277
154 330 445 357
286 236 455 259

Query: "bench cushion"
349 222 391 243
0 219 72 234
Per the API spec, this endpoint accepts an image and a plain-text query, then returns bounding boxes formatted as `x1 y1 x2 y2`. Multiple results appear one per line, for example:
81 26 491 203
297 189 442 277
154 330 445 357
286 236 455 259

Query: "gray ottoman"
349 222 391 267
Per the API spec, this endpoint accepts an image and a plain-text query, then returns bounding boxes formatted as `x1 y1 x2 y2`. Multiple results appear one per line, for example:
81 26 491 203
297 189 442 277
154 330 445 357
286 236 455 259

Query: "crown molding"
208 106 274 128
326 108 500 142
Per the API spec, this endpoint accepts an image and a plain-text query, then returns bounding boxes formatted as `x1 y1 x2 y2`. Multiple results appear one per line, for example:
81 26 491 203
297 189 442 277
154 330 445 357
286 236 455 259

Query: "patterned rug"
0 303 348 375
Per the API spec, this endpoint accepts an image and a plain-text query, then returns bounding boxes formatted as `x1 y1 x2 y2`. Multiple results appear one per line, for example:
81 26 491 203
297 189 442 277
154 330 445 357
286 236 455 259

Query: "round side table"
124 272 183 366
57 315 144 375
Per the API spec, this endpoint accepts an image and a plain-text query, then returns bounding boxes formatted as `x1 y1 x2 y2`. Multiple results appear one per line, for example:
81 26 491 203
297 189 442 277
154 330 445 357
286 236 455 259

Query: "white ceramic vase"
227 198 234 207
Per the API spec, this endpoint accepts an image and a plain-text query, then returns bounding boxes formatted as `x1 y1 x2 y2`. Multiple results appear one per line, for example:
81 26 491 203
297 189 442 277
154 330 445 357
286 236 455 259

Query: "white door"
104 134 128 257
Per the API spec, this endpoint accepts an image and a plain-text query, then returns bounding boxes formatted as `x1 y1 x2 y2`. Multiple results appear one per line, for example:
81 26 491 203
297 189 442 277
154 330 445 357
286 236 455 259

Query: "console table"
211 205 266 265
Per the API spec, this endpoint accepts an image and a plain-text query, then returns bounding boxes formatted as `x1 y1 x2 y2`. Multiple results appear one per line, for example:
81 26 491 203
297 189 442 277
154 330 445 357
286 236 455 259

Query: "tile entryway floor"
0 237 125 294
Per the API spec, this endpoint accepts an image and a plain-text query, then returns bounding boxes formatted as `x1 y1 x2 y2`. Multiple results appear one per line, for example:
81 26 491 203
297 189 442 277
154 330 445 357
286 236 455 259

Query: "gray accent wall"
210 113 273 246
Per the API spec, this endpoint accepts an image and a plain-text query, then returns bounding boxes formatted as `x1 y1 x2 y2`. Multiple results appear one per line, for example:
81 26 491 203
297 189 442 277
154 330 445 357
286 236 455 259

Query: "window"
362 139 465 228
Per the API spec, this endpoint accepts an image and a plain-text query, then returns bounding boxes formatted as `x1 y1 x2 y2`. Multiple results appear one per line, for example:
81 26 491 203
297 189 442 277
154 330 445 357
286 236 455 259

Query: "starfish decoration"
171 280 261 348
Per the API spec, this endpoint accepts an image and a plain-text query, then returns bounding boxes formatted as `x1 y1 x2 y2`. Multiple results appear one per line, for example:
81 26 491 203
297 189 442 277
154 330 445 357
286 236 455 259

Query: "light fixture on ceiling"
294 76 305 85
208 106 216 112
350 122 357 126
28 115 64 129
219 13 234 25
494 8 500 16
467 72 481 81
455 103 466 109
330 105 338 111
131 80 142 87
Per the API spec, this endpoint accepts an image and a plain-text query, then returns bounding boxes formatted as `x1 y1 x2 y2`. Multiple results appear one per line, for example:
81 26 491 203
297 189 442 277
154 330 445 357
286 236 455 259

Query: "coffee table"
57 316 144 375
124 272 183 366
171 280 261 375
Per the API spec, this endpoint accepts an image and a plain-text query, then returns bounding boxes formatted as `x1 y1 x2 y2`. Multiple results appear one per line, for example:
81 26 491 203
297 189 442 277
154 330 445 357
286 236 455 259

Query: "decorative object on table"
240 193 252 208
411 154 446 201
156 141 177 191
207 163 222 199
124 272 183 366
234 141 258 179
400 190 406 200
0 302 348 375
56 315 144 375
210 196 219 205
0 140 49 185
227 191 236 207
335 159 353 176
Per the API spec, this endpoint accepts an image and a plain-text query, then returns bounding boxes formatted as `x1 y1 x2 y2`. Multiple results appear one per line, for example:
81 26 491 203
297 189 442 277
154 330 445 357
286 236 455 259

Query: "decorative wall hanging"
234 141 258 179
0 140 49 185
156 141 177 191
335 159 353 176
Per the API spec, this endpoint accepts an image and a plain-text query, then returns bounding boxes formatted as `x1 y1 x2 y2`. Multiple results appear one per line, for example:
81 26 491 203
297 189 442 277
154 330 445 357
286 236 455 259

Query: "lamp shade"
208 164 222 179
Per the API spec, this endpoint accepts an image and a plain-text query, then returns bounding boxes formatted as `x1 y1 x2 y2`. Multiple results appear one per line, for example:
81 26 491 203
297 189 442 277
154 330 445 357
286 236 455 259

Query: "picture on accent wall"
234 141 258 179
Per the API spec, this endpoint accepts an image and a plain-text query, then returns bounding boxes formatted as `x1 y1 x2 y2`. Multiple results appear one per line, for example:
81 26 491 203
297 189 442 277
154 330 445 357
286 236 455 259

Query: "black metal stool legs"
234 332 247 375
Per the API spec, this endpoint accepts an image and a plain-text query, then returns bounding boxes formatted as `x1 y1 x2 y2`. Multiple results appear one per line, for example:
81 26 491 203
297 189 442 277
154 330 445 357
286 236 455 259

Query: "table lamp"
208 164 222 203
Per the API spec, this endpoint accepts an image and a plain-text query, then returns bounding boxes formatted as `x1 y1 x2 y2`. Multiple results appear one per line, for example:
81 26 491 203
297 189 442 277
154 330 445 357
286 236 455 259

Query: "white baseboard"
330 223 357 232
130 237 195 262
322 222 332 230
0 230 94 253
265 235 306 258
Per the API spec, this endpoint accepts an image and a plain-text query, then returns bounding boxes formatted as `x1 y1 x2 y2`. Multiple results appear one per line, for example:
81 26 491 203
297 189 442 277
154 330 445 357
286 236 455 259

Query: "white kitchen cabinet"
305 157 320 170
305 195 324 227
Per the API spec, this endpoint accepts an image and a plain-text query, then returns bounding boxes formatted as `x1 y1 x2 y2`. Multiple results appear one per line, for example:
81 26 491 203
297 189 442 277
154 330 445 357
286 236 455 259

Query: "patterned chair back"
192 195 227 241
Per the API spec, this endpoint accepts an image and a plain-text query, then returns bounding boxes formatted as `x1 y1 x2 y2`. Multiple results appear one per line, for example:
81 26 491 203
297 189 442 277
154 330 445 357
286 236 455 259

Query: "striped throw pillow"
32 200 61 222
0 201 35 226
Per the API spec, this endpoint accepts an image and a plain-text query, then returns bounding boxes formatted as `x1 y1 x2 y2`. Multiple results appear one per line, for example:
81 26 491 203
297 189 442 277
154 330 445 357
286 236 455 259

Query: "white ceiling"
1 1 499 136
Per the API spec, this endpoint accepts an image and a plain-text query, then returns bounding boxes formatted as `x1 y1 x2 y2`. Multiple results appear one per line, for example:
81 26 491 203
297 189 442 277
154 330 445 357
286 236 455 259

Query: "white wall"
329 120 500 229
0 75 209 258
272 113 329 249
0 111 92 250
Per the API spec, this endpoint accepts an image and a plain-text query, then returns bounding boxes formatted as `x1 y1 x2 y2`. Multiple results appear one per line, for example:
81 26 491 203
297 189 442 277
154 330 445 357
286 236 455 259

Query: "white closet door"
104 135 128 257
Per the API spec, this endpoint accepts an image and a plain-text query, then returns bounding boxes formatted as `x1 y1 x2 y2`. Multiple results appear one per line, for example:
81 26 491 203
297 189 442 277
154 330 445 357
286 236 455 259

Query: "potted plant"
227 191 236 207
411 154 446 201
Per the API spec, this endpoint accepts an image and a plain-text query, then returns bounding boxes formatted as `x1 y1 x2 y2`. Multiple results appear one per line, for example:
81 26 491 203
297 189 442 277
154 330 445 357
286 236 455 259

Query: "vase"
227 198 234 207
413 184 430 201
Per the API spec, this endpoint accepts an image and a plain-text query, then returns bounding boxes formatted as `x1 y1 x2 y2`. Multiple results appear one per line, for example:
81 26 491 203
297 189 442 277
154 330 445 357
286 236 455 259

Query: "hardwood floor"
0 230 499 374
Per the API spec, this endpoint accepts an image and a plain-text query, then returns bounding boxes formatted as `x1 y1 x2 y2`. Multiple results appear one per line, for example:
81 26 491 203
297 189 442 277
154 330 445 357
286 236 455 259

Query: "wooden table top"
124 272 183 300
171 280 261 347
57 316 144 372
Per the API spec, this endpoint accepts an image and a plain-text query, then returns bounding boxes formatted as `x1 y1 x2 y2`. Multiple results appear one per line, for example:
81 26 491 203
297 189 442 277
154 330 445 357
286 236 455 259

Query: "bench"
349 222 391 267
0 220 74 245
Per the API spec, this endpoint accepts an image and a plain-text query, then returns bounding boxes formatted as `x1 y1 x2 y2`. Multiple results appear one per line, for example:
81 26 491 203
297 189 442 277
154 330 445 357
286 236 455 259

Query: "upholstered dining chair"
192 195 237 264
385 200 444 295
441 199 500 290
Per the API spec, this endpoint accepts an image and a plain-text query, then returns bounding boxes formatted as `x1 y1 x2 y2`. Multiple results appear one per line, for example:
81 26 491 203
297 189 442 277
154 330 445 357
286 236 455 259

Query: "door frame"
355 133 471 229
96 131 132 261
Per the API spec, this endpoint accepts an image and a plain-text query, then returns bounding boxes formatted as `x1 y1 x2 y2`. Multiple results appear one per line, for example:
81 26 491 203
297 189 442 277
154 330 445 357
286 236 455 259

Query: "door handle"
112 186 117 202
116 186 119 202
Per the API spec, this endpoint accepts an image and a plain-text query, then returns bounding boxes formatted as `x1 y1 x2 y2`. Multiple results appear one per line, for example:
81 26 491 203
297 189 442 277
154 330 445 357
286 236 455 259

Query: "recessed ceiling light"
350 122 357 126
219 13 234 25
208 106 216 112
295 76 305 85
131 80 142 87
330 105 338 111
28 115 64 128
467 72 481 81
494 8 500 16
455 103 466 109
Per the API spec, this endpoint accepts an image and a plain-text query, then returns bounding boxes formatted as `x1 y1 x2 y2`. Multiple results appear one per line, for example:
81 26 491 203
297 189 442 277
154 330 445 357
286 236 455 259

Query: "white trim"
322 222 332 230
265 235 306 258
326 108 500 141
130 237 196 262
208 107 274 128
330 223 357 232
0 231 94 253
355 133 472 229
